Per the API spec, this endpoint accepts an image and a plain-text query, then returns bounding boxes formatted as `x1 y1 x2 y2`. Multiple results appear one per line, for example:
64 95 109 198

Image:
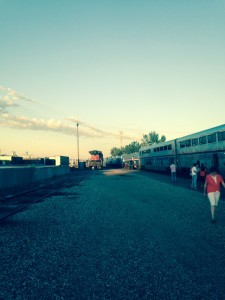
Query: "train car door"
213 154 219 170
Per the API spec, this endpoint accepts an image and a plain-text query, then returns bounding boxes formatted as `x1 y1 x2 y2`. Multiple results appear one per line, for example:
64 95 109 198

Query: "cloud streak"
66 116 131 139
0 84 36 103
0 83 134 140
0 84 36 113
0 113 133 140
0 96 19 112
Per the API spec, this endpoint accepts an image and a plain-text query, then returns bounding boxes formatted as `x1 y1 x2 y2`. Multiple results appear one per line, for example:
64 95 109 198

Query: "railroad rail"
0 172 86 222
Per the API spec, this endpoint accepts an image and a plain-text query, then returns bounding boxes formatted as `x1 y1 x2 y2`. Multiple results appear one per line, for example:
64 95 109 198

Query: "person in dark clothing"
199 164 207 187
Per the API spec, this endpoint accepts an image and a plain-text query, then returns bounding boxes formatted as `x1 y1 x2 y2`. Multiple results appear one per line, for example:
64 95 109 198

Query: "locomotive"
86 150 103 169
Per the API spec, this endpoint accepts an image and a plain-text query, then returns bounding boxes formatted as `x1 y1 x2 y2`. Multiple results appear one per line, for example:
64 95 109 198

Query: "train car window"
199 136 207 144
157 147 160 152
154 148 157 152
160 146 163 151
185 139 191 147
164 146 168 150
180 141 185 148
192 138 198 146
218 131 225 141
207 133 217 143
168 144 172 150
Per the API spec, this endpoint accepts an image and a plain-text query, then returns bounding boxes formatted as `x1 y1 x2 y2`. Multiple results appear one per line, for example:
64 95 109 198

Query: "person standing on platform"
170 162 176 182
199 163 207 187
191 163 198 189
204 167 225 223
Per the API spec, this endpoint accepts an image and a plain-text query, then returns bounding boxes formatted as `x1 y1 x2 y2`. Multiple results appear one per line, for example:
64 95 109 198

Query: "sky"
1 0 225 160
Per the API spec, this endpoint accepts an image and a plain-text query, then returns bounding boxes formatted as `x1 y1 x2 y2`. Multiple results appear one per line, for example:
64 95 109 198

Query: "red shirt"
205 174 224 193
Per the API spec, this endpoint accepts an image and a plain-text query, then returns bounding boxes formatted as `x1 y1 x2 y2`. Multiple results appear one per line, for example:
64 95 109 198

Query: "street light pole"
76 123 80 168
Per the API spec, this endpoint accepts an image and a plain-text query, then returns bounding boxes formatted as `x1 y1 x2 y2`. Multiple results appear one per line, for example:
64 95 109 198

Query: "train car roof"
121 152 139 158
177 123 225 142
140 124 225 150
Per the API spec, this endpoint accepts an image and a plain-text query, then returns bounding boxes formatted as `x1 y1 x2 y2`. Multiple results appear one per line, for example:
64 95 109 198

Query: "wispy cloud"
0 84 133 140
66 116 131 139
0 84 36 113
0 113 75 135
0 84 36 103
0 96 19 112
0 113 133 140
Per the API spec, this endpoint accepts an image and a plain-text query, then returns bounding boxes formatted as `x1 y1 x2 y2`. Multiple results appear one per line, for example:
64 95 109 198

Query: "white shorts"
208 191 220 206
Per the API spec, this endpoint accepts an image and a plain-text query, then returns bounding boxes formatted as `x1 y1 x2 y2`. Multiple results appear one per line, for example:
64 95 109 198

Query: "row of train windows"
180 131 225 148
140 144 172 155
140 131 225 154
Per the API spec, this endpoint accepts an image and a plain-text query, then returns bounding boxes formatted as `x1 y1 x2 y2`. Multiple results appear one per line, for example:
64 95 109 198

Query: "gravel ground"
1 169 225 299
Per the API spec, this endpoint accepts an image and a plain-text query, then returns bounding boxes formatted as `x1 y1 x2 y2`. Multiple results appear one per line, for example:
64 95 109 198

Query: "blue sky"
1 0 225 159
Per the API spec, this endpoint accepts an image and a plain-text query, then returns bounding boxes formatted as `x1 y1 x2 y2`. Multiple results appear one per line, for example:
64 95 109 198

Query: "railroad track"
0 172 86 222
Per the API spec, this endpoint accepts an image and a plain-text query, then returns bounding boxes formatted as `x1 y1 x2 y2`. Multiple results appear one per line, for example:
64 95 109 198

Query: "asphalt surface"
1 169 225 299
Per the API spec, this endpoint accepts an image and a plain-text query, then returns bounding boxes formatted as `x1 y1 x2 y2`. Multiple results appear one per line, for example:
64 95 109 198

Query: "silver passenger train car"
139 124 225 176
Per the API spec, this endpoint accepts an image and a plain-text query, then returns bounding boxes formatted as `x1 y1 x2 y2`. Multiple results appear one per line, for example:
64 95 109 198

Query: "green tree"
110 131 166 156
110 147 124 156
124 141 141 154
141 131 166 146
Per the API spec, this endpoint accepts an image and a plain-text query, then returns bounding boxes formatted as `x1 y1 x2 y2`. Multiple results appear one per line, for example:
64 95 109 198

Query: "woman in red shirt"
204 167 225 223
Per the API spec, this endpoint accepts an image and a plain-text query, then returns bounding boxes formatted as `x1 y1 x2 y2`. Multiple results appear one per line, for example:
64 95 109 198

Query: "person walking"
191 163 198 189
170 162 176 182
204 167 225 223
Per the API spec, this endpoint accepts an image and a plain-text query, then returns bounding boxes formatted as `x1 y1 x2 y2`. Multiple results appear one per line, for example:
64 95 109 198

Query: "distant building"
0 155 69 167
49 156 69 166
22 158 44 165
22 158 55 166
0 155 23 165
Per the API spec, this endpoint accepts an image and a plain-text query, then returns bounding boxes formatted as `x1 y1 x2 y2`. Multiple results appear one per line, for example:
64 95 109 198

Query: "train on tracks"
139 124 225 176
86 150 103 169
105 156 123 168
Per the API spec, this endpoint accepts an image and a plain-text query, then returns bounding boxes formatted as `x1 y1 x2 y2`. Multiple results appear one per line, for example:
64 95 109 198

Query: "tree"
110 131 166 156
124 141 141 154
141 131 166 147
160 135 166 142
110 147 124 156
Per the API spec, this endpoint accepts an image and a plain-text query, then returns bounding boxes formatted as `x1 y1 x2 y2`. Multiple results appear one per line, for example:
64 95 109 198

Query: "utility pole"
76 123 80 168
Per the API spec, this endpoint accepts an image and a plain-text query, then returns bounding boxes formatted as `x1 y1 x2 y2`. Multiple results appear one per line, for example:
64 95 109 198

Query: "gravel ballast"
1 169 225 299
